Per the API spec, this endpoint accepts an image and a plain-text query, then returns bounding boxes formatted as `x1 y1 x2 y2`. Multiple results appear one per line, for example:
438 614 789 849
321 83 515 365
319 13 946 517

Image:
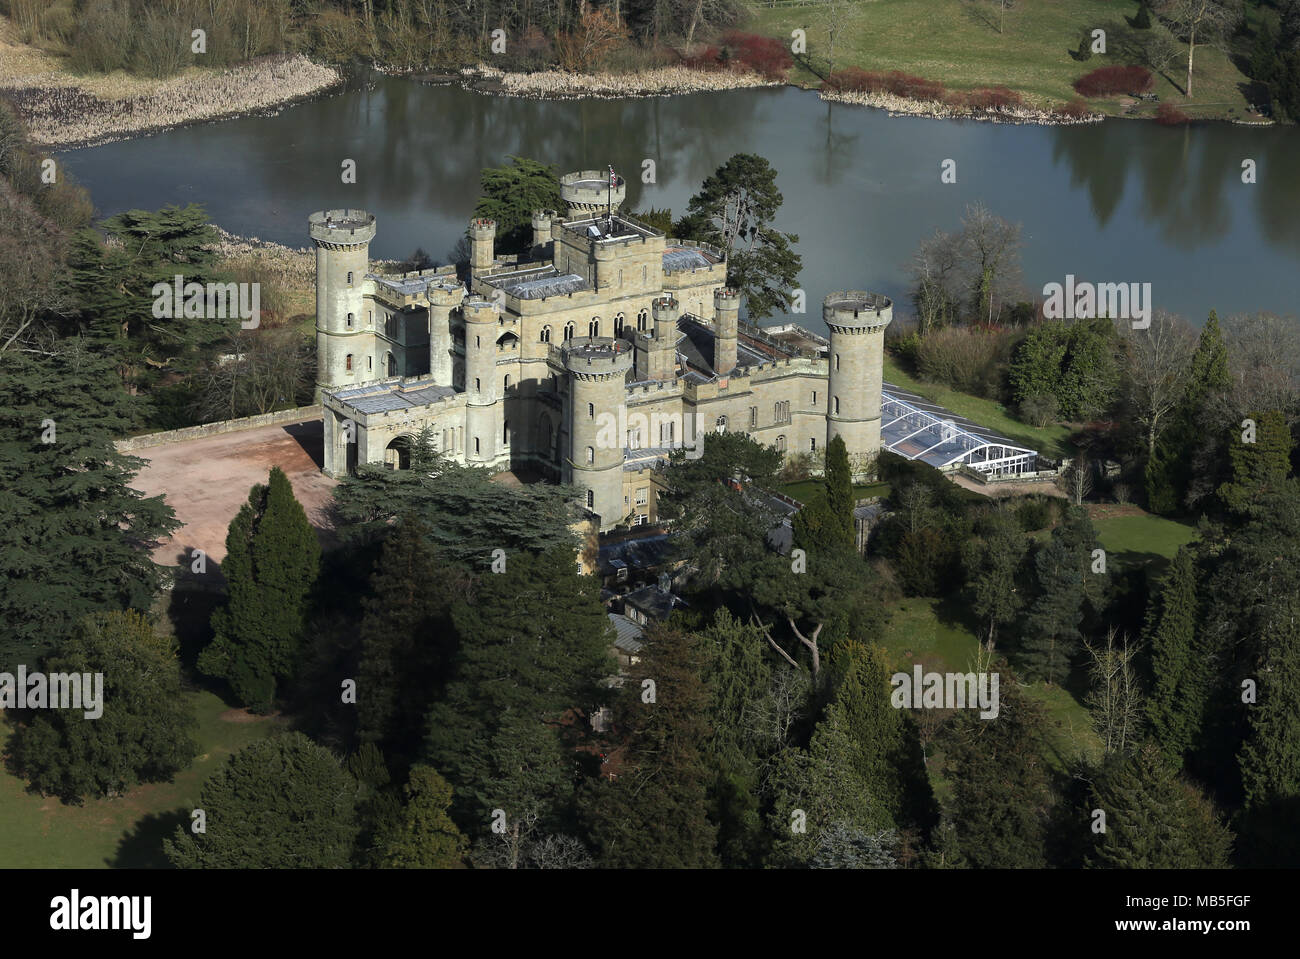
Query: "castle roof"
331 377 456 414
487 266 589 299
662 247 719 272
673 316 790 383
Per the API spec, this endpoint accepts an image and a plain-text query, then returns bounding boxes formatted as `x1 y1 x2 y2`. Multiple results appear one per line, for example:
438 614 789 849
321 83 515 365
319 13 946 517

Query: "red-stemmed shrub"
964 86 1025 110
1073 65 1154 97
1058 97 1092 118
826 68 947 100
1155 101 1190 125
718 31 793 79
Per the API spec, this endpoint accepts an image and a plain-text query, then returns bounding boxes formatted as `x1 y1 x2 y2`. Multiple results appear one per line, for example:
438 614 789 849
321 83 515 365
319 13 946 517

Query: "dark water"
59 77 1300 330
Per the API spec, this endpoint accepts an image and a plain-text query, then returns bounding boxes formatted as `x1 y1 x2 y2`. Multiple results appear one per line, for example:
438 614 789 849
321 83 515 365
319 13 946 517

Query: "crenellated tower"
824 291 892 478
564 337 633 531
714 288 739 376
463 299 501 465
310 209 376 397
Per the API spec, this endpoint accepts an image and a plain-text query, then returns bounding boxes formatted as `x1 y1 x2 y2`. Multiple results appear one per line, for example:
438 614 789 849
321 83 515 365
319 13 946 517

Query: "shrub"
1073 65 1154 97
828 68 946 101
1155 101 1191 125
1019 392 1059 428
916 326 1009 398
715 31 793 79
1059 97 1093 119
964 86 1025 111
1015 496 1055 532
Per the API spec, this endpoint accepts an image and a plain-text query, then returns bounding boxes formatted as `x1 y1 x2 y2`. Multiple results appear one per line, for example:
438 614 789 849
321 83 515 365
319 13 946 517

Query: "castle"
313 170 892 532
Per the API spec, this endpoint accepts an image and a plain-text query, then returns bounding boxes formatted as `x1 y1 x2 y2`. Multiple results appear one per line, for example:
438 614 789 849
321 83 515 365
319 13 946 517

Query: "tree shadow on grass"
108 807 189 868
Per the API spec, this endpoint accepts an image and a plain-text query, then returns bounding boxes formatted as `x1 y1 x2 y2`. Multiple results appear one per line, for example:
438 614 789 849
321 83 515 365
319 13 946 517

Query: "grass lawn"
1090 505 1196 568
883 356 1074 461
745 0 1259 119
876 596 1102 787
779 478 890 502
0 690 283 868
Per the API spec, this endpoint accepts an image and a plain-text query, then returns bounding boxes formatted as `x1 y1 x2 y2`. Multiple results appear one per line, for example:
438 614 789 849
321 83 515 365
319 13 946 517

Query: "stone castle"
313 169 892 532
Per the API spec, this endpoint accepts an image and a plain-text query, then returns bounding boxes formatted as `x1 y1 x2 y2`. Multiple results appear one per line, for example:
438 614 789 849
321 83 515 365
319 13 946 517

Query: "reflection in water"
60 77 1300 330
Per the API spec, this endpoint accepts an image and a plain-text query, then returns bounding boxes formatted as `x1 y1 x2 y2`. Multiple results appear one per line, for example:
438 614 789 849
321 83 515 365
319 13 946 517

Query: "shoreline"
1 54 343 151
817 88 1103 126
451 63 781 100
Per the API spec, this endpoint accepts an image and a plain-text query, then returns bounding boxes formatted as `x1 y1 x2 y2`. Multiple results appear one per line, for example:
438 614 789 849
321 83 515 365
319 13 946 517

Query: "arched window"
811 391 818 406
504 374 512 390
387 353 396 377
810 437 817 452
637 310 648 332
614 313 625 335
586 446 594 464
776 434 787 453
347 312 354 328
474 377 481 392
503 421 510 444
586 489 594 509
345 354 353 372
716 415 727 433
540 326 551 343
833 396 840 415
589 317 600 338
475 437 481 454
564 322 575 342
347 271 353 284
367 356 373 371
834 353 841 371
587 402 595 420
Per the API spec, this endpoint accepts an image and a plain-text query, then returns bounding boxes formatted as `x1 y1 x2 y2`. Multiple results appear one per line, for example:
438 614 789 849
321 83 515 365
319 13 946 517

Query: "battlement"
556 337 634 377
309 209 376 245
824 290 893 330
561 169 626 215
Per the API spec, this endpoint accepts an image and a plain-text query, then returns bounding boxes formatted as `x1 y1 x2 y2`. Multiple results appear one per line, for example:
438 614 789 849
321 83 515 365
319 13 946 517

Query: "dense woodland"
1 86 1299 868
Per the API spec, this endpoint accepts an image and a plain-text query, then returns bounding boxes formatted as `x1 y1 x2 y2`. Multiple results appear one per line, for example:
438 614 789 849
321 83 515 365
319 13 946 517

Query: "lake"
59 75 1300 330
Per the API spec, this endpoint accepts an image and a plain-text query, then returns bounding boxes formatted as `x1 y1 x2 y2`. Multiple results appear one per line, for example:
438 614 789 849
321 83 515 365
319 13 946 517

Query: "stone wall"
115 406 322 452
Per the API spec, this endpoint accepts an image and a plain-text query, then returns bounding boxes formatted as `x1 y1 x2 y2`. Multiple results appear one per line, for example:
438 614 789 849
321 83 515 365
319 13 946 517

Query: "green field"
0 691 282 868
883 356 1074 461
746 0 1260 119
1091 507 1197 568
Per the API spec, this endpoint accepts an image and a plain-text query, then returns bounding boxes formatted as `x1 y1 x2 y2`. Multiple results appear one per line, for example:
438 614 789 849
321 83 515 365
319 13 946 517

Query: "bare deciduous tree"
1060 454 1094 506
1083 627 1144 754
1119 308 1196 457
1154 0 1243 97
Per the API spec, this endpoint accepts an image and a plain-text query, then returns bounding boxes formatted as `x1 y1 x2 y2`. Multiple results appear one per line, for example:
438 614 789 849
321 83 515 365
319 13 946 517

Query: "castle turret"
427 281 464 389
564 337 634 531
824 291 893 478
714 288 739 376
463 299 500 465
310 209 377 397
469 218 496 278
646 294 679 382
531 209 555 250
560 170 625 219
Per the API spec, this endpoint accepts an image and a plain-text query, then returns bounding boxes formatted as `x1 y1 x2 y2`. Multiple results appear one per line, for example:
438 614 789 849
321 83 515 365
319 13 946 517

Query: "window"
475 437 480 454
587 402 595 420
614 313 625 335
504 374 511 389
775 401 790 424
749 406 758 429
834 353 840 371
716 415 727 433
367 356 372 371
810 437 817 452
368 310 372 326
661 420 674 444
776 434 787 453
633 513 647 526
637 310 648 332
540 326 551 343
345 354 353 371
503 421 510 444
812 391 818 406
589 317 600 337
564 322 574 342
347 271 353 284
833 396 840 415
635 488 648 506
586 490 594 509
347 312 353 328
474 377 481 392
586 446 594 464
627 427 642 449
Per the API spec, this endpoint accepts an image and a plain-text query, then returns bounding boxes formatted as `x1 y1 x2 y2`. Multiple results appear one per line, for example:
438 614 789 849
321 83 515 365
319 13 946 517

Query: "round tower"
714 288 740 376
463 299 501 465
469 218 496 277
427 281 464 389
560 170 626 219
564 337 634 531
310 209 376 396
647 294 679 382
824 291 893 477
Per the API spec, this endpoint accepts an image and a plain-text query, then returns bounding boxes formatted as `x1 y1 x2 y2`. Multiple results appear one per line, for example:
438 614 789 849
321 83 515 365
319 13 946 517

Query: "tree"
1021 515 1092 684
0 343 177 671
379 765 468 868
960 202 1023 324
909 228 963 334
677 154 802 321
823 434 855 548
198 466 321 710
192 325 315 422
555 8 628 71
1155 0 1243 96
424 548 612 832
164 733 357 868
1087 743 1232 867
945 678 1055 867
1083 627 1144 755
357 517 468 765
1119 309 1195 461
1144 548 1207 766
581 624 719 868
14 610 198 801
962 507 1029 652
1217 408 1292 515
472 156 564 255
